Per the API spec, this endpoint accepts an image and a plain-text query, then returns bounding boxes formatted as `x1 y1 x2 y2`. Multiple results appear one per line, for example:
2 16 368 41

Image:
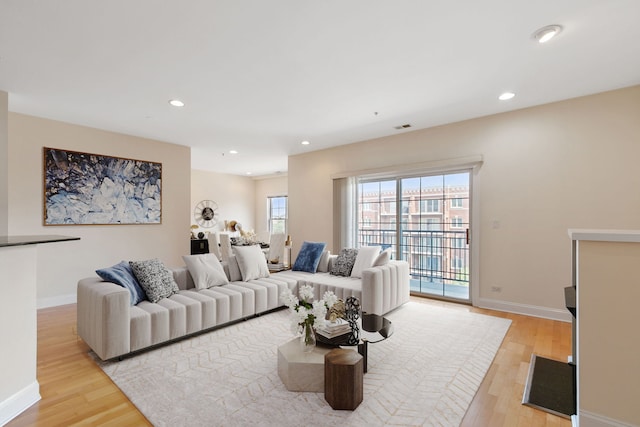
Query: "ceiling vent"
394 124 412 130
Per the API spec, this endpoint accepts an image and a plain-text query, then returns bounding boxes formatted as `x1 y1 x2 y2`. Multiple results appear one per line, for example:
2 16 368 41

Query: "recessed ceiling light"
169 99 185 107
498 92 515 101
394 124 412 130
533 25 562 43
301 140 310 145
246 172 252 175
229 150 238 154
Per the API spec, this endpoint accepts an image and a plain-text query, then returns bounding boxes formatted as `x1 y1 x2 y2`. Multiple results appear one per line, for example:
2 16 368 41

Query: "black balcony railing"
358 228 469 287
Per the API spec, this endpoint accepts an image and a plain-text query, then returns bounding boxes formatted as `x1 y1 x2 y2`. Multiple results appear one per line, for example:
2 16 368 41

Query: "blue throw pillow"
96 261 147 305
293 241 327 273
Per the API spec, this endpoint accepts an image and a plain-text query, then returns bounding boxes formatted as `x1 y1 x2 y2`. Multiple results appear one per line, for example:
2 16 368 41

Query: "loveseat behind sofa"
77 259 410 361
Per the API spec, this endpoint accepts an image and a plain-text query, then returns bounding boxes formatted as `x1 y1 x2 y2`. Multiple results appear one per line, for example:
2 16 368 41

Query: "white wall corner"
0 380 40 426
37 293 77 309
475 297 573 322
579 410 638 427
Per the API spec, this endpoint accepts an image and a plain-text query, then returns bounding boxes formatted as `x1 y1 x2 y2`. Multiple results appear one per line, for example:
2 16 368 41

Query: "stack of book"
316 319 352 341
268 263 287 272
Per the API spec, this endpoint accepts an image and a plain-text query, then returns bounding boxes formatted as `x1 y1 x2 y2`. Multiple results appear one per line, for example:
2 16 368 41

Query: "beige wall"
577 239 640 426
8 113 191 307
190 169 255 239
0 246 39 421
288 85 640 317
0 91 7 235
254 175 288 242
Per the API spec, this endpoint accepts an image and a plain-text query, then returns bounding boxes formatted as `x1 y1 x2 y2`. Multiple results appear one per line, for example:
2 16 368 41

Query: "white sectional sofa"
273 260 410 316
77 256 410 361
77 265 298 361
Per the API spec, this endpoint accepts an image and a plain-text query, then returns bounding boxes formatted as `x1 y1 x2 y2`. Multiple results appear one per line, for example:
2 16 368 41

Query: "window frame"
267 195 288 234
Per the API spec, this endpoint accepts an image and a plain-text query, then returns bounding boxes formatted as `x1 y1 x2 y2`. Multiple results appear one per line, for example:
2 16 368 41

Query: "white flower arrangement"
280 284 338 335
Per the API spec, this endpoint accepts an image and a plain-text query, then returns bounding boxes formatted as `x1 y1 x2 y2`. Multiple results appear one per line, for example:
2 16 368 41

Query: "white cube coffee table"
277 338 333 392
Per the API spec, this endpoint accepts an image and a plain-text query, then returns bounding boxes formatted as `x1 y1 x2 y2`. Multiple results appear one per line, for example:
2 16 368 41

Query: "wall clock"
194 200 219 228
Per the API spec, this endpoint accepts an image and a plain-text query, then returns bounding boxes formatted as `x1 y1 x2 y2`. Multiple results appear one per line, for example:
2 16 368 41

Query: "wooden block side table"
324 348 364 410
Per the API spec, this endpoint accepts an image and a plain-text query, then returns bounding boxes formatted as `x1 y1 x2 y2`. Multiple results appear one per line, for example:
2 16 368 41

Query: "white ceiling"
1 1 639 176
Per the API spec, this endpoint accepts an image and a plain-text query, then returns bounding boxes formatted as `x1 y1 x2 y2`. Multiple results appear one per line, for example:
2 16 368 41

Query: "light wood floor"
8 297 572 427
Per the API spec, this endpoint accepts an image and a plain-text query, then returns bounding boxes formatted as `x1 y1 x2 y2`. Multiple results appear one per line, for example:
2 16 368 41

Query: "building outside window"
356 171 470 301
420 199 441 213
268 196 287 234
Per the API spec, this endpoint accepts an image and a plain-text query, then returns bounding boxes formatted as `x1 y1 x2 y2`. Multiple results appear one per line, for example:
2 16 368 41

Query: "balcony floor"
410 278 469 301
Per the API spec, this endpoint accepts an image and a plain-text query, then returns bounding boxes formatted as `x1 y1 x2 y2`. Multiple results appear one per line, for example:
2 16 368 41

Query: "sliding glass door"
357 171 471 302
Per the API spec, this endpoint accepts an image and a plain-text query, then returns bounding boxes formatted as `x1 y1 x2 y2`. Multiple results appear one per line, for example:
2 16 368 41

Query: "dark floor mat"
522 354 576 418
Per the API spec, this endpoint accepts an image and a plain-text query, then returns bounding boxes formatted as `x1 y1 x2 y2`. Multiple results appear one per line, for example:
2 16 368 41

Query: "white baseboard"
579 410 637 427
0 381 40 426
475 297 572 322
37 293 76 309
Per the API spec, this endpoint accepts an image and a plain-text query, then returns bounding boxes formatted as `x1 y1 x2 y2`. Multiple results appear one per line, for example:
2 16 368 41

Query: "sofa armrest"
361 260 410 315
77 277 130 360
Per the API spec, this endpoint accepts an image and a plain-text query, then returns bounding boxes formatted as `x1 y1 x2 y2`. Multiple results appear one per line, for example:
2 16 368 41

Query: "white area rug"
97 302 511 426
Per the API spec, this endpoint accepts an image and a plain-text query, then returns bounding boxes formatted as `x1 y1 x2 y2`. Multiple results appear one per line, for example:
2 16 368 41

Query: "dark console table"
190 239 209 255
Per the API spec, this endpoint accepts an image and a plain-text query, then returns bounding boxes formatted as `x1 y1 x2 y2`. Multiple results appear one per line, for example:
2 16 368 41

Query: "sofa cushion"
226 255 243 282
182 254 229 289
373 248 392 267
316 250 331 273
130 258 180 303
351 246 381 278
293 241 327 273
233 245 270 281
330 248 359 277
96 260 147 305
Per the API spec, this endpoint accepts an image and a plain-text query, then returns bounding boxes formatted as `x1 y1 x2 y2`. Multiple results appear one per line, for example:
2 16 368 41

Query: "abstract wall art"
43 147 162 225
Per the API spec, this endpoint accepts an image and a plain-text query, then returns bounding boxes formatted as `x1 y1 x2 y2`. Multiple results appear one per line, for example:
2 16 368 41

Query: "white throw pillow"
182 254 229 289
350 246 381 278
373 248 392 267
226 255 243 282
233 245 270 281
316 250 331 273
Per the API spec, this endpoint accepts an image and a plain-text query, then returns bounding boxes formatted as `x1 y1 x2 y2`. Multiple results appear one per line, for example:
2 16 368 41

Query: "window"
420 199 440 213
451 198 463 208
268 196 287 234
451 237 466 249
356 171 471 301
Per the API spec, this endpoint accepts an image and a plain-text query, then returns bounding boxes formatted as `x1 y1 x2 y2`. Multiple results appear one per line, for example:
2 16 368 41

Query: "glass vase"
300 321 316 353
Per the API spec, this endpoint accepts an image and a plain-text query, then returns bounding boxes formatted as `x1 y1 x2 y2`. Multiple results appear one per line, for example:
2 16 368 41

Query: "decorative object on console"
330 248 359 277
43 147 162 225
194 200 218 228
280 284 338 353
292 241 326 273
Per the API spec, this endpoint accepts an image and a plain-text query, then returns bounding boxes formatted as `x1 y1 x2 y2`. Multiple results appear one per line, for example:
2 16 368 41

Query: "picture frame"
43 147 162 225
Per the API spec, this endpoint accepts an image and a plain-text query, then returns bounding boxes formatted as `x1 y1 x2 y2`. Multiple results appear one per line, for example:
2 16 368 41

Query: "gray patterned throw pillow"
330 248 359 277
130 258 179 303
